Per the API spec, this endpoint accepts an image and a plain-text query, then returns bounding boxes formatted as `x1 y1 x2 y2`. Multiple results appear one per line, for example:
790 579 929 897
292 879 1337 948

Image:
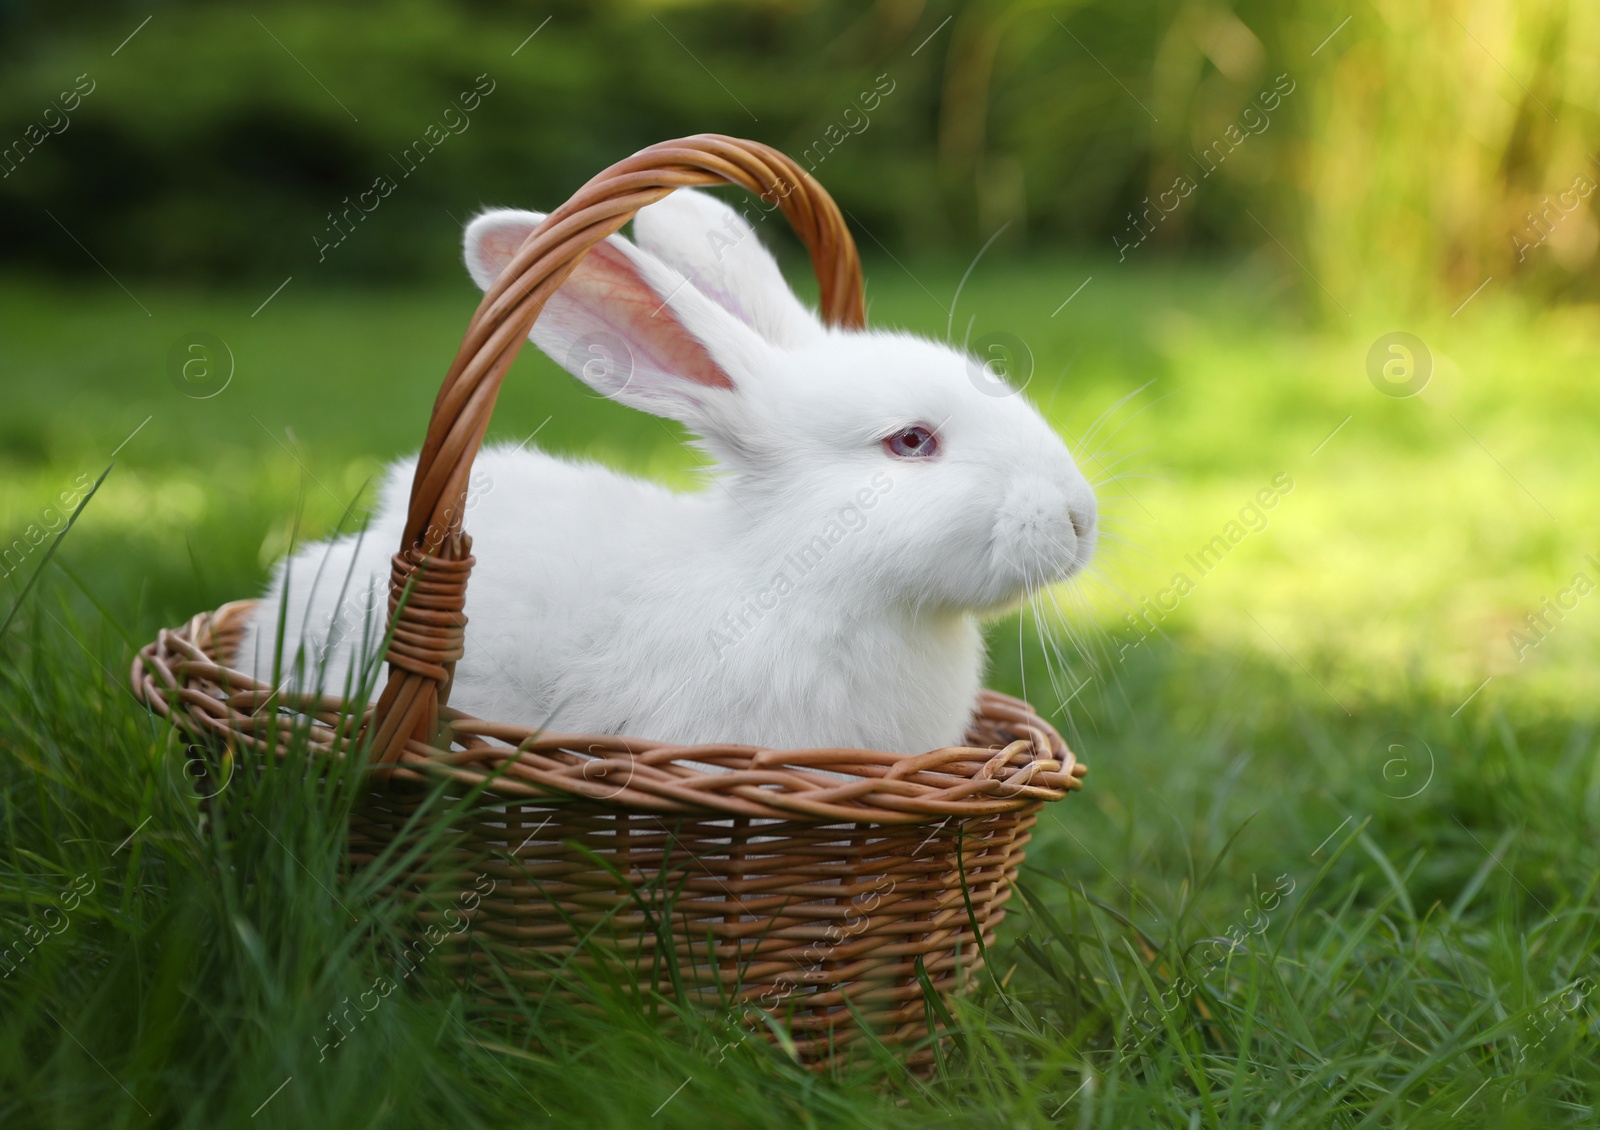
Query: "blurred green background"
3 0 1596 718
5 0 1598 299
4 3 1600 1124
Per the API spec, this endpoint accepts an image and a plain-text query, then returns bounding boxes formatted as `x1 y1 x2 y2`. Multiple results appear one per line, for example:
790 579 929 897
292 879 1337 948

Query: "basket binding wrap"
134 135 1087 1069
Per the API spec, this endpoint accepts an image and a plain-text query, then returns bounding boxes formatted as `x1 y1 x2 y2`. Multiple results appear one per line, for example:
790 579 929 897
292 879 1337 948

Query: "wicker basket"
133 134 1087 1068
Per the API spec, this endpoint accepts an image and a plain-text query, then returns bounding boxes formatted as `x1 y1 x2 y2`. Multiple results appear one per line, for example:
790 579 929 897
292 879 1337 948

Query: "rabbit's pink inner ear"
481 225 533 272
464 216 544 286
560 242 734 391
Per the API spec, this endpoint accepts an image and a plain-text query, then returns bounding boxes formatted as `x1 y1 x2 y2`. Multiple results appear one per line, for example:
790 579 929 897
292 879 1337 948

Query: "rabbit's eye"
884 425 939 460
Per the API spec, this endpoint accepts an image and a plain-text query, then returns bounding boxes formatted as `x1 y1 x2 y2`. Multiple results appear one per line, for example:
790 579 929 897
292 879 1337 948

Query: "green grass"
2 259 1598 1127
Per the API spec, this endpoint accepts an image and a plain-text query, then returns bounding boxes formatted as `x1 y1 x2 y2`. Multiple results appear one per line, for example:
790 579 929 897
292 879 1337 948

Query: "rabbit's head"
463 190 1096 614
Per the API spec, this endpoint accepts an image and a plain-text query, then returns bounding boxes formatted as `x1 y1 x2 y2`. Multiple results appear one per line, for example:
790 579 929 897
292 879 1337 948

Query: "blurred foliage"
1 0 1596 315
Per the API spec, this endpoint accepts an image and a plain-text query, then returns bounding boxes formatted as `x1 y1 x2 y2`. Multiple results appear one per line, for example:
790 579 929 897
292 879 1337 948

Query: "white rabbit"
240 189 1097 754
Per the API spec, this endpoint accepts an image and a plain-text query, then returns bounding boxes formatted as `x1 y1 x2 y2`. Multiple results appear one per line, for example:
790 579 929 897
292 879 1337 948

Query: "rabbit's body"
244 189 1096 754
244 446 982 752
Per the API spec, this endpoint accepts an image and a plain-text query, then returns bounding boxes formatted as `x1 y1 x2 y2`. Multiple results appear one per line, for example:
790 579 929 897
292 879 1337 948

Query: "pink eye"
883 425 939 460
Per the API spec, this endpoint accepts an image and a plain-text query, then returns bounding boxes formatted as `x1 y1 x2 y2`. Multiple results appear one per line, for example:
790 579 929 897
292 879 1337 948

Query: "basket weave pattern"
133 135 1086 1066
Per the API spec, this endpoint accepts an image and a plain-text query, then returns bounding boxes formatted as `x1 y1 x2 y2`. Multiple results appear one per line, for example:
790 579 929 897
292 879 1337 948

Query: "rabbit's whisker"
1073 378 1158 455
1077 382 1174 456
1082 445 1154 480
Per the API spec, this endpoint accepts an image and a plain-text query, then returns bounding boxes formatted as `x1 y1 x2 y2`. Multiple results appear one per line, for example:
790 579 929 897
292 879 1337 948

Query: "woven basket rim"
133 599 1087 824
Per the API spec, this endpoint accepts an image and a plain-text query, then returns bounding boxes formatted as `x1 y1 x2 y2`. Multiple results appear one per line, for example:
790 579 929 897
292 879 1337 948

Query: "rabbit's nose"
993 476 1091 577
1058 481 1098 573
1067 498 1096 540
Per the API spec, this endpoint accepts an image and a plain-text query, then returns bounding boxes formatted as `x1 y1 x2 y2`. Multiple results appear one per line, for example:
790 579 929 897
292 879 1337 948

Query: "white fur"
241 190 1097 754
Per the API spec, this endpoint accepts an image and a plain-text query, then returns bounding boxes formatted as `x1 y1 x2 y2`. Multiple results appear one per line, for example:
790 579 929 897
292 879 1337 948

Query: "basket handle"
367 135 867 764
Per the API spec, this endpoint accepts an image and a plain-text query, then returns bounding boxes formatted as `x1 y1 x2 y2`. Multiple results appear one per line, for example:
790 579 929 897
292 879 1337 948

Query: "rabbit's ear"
631 189 825 349
463 207 549 291
463 208 768 428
